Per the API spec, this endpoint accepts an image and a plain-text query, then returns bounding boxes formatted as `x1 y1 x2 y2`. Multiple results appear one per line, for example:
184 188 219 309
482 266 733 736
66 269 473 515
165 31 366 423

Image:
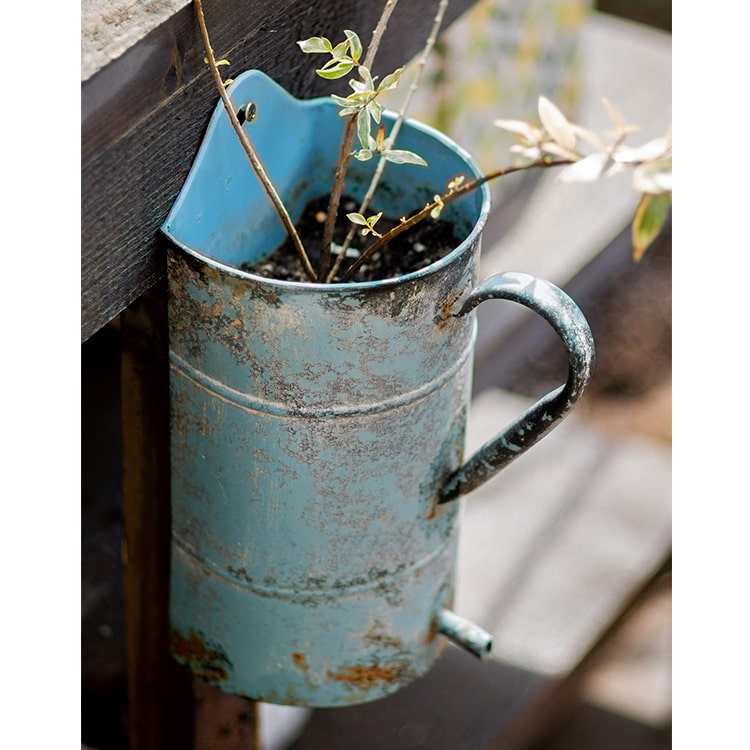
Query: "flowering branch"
495 96 672 260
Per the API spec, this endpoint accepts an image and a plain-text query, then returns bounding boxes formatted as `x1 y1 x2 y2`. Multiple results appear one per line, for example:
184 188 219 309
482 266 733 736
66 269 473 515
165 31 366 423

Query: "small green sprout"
430 195 444 219
447 175 465 192
346 211 384 238
430 175 466 219
352 125 428 166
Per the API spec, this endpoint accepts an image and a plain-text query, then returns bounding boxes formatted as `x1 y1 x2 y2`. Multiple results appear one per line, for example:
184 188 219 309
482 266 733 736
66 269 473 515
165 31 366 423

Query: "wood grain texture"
194 679 260 750
81 0 479 341
121 282 196 750
456 388 671 679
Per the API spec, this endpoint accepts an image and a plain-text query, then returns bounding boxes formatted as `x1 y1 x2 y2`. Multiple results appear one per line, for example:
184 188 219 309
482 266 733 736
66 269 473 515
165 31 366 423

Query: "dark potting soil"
240 194 463 283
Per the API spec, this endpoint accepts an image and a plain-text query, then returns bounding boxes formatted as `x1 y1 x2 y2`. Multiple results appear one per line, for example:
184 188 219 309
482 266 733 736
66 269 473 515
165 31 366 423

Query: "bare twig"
194 0 317 281
340 159 573 282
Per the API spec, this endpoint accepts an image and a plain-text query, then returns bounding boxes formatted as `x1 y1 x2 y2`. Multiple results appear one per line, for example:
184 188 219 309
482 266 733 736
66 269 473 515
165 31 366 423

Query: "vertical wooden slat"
194 679 260 749
121 280 196 749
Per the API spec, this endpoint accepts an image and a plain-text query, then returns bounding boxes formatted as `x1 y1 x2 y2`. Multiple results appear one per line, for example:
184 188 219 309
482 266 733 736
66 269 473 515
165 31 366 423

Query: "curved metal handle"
438 271 595 505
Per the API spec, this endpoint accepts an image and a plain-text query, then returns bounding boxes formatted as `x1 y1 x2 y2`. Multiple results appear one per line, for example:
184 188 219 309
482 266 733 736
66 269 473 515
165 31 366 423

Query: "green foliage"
632 193 671 261
207 2 672 281
346 211 384 238
297 31 362 79
298 32 426 170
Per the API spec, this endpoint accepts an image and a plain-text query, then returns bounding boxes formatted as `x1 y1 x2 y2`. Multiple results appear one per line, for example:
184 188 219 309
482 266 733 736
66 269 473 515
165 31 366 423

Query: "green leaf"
632 193 671 261
344 30 362 62
347 211 382 236
377 67 405 93
297 37 332 54
448 175 465 192
331 40 350 59
357 107 371 150
331 94 356 108
367 99 383 124
383 150 428 167
356 66 375 93
353 149 374 161
316 59 355 79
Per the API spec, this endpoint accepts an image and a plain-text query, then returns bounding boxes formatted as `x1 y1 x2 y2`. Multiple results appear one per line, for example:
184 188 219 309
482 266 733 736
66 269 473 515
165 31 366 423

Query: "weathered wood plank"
194 679 260 750
455 388 671 678
120 282 197 749
81 0 479 341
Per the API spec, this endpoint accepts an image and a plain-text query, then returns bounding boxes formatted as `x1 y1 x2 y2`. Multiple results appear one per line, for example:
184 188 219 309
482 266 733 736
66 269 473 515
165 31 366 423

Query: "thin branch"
319 0 400 281
340 159 573 282
319 123 358 281
194 0 317 282
328 0 450 282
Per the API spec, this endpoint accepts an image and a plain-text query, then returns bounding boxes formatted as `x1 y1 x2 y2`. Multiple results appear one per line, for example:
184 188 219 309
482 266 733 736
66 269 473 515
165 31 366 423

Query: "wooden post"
194 680 260 749
121 279 261 749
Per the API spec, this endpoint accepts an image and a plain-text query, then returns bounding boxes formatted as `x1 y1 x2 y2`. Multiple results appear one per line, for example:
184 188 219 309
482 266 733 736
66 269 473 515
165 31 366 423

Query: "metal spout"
437 609 492 660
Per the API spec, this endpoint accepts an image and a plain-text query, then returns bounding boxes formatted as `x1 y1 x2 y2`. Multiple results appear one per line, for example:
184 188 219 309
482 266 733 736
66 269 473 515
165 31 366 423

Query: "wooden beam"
81 0 479 341
121 280 196 749
194 680 260 750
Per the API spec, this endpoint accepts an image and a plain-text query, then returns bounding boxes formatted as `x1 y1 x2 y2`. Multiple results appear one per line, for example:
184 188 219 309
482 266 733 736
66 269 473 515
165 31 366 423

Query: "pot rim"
165 70 491 293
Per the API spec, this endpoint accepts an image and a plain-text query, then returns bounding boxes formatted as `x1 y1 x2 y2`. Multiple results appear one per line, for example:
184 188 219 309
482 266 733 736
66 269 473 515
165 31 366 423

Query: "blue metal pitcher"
162 70 595 707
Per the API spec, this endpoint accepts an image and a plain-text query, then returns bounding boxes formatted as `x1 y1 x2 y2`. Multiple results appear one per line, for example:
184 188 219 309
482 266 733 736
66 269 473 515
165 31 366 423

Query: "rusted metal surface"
162 71 593 707
437 609 493 660
170 628 232 685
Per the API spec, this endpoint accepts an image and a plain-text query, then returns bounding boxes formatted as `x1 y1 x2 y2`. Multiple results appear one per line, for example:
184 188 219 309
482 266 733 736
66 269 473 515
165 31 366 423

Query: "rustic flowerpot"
161 70 594 706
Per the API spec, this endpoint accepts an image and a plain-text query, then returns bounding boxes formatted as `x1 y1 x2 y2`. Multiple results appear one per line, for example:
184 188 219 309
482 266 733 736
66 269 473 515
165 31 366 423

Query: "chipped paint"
170 627 232 685
292 652 309 671
328 664 404 687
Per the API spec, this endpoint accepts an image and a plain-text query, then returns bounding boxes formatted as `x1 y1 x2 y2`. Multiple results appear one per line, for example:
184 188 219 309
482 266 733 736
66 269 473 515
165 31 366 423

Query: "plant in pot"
161 0 671 708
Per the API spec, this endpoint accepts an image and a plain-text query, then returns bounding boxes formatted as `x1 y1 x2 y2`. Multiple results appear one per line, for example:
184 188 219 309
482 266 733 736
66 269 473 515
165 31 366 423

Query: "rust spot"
327 664 403 687
292 652 309 671
364 623 402 650
170 627 232 685
426 495 437 520
422 614 439 645
435 289 461 330
426 493 450 520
